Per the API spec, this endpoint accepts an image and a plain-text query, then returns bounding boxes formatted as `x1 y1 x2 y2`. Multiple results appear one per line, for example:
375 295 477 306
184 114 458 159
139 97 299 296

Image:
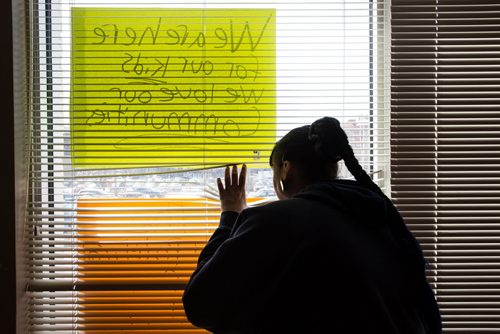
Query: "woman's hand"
217 164 247 213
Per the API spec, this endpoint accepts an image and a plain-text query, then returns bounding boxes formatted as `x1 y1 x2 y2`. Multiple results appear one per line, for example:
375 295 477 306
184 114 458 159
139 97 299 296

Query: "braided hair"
308 117 379 195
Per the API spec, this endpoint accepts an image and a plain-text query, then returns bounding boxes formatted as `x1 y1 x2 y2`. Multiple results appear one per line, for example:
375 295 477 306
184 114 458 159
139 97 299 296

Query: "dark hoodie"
182 180 441 334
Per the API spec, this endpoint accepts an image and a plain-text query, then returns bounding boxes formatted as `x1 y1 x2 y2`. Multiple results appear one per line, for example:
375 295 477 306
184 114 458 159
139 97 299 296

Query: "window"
21 0 389 332
391 0 500 332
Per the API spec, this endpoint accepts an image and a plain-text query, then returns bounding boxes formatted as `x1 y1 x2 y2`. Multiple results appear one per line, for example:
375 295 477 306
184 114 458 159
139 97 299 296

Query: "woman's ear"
281 160 293 182
280 160 291 181
277 160 304 199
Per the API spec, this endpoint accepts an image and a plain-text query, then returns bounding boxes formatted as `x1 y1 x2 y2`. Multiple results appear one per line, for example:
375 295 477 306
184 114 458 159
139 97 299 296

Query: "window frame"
18 0 391 332
1 0 17 331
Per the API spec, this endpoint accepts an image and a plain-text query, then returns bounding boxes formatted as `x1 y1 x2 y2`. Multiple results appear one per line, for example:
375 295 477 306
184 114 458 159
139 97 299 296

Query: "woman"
183 117 441 333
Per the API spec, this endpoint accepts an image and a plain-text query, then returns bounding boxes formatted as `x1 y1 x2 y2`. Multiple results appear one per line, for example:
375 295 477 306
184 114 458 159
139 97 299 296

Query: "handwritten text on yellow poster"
71 8 276 168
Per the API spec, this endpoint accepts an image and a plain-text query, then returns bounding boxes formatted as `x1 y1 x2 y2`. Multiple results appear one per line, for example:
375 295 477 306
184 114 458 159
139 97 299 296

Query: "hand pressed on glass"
217 164 247 213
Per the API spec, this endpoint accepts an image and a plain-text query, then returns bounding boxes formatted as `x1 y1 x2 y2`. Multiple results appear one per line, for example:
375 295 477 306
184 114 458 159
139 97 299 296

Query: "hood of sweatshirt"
295 179 428 277
293 179 389 226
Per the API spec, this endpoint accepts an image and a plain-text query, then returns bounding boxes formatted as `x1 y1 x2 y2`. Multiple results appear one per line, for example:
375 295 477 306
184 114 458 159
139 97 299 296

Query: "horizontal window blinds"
391 0 500 333
12 0 29 332
26 0 389 332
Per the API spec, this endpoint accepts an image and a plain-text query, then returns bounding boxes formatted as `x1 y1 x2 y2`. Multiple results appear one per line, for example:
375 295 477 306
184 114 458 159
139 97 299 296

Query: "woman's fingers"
220 164 246 192
224 165 231 188
223 164 245 188
217 164 248 213
231 165 238 186
239 164 247 190
216 178 224 195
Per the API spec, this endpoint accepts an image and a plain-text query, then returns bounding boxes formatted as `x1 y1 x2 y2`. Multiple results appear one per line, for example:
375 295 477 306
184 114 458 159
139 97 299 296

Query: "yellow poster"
71 8 276 168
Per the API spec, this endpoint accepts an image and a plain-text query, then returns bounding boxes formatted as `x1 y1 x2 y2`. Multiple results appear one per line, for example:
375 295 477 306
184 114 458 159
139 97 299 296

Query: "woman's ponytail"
308 117 382 196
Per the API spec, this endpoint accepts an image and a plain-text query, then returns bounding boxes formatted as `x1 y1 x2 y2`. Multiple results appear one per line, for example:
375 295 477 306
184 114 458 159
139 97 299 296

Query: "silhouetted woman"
183 117 441 334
